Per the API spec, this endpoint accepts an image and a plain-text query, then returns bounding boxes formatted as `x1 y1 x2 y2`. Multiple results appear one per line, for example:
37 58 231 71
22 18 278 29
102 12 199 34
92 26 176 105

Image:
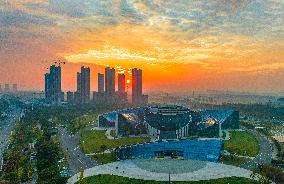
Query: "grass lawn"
220 155 251 166
80 130 151 154
76 175 259 184
90 152 117 164
224 131 259 157
69 113 99 134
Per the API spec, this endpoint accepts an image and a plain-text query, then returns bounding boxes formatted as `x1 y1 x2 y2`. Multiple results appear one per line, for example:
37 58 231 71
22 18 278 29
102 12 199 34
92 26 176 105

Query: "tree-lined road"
58 128 97 175
240 129 272 169
0 105 22 170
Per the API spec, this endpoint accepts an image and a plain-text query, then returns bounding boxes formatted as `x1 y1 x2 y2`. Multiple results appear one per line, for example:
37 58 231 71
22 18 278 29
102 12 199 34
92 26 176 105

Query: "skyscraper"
105 67 115 100
44 65 62 103
66 91 74 103
0 84 2 92
118 73 127 101
12 84 17 92
76 66 90 103
45 73 51 98
118 73 126 93
98 73 104 93
132 68 142 105
4 84 10 92
77 72 81 94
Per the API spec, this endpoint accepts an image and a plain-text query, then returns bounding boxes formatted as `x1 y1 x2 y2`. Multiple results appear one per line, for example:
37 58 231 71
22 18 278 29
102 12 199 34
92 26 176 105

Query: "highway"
58 128 98 175
0 105 22 171
240 129 273 169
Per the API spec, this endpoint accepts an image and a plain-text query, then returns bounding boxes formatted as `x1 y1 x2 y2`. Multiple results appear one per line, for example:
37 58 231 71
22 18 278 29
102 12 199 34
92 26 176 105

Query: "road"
0 105 22 171
58 128 98 175
240 129 273 169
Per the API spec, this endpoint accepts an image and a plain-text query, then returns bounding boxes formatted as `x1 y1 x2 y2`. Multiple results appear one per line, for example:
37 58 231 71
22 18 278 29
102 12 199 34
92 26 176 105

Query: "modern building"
98 73 105 93
118 74 126 93
77 72 81 96
4 84 10 92
0 84 2 92
93 91 105 104
99 105 239 140
142 94 148 104
44 65 62 103
66 91 74 103
105 67 115 102
12 84 17 92
144 105 192 139
98 104 239 162
76 66 90 103
118 73 127 101
93 73 106 104
190 110 240 138
116 139 223 162
132 68 142 105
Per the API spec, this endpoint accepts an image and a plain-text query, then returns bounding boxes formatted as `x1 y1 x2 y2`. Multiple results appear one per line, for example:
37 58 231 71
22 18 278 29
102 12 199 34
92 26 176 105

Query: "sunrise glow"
0 0 283 93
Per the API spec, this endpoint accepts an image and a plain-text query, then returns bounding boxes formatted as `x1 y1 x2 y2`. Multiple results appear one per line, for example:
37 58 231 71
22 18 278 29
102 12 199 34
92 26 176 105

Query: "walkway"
67 159 252 184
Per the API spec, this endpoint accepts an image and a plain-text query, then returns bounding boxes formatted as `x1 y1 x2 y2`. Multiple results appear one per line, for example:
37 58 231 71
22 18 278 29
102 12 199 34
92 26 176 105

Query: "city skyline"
44 63 146 104
0 1 283 94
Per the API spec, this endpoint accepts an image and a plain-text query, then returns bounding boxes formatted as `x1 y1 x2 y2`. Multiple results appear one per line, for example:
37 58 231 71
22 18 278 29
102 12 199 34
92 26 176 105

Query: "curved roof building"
98 104 239 162
98 104 239 140
144 105 192 139
145 105 191 131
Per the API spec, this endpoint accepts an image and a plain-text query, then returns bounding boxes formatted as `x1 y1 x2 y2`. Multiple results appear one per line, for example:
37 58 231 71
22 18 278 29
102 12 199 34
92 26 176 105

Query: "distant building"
0 84 2 92
44 65 62 103
142 94 148 104
12 84 17 92
76 66 90 103
93 73 106 104
93 91 105 104
66 91 74 103
76 72 81 98
74 91 80 103
4 84 10 92
105 67 115 102
118 73 127 101
118 74 126 93
132 68 143 105
98 73 104 93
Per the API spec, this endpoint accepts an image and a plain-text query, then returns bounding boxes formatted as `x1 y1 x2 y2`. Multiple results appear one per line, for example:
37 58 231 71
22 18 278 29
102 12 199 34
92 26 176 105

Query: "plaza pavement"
67 159 252 184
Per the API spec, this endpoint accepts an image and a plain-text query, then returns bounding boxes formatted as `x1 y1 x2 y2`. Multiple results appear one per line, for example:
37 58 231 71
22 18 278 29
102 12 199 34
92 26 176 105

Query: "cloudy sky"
0 0 283 93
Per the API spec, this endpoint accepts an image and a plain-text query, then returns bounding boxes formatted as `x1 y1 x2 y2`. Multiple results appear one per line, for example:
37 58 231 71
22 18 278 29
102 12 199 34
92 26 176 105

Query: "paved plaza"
67 159 252 184
132 159 207 174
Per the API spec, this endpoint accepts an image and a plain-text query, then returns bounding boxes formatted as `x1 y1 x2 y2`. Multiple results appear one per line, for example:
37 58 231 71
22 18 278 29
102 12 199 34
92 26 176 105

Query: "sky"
0 0 283 93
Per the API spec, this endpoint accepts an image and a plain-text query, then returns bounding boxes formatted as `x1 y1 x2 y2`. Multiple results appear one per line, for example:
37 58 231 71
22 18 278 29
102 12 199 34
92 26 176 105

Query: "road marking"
78 159 84 165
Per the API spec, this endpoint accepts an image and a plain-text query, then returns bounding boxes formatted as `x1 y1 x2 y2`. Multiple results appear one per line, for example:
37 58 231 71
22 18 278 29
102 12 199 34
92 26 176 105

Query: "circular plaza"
67 159 252 184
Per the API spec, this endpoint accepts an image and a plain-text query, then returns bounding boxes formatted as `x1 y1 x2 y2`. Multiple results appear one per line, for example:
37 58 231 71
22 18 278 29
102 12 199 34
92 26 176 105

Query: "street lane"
240 129 272 169
58 128 98 175
0 105 22 171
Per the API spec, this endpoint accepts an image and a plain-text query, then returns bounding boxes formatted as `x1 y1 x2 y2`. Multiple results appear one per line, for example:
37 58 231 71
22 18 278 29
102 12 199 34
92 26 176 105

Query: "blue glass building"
116 139 223 162
98 105 239 162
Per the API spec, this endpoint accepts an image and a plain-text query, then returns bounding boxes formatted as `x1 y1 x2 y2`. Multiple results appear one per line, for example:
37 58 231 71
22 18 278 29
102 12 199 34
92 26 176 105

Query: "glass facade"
98 106 240 139
116 139 223 162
